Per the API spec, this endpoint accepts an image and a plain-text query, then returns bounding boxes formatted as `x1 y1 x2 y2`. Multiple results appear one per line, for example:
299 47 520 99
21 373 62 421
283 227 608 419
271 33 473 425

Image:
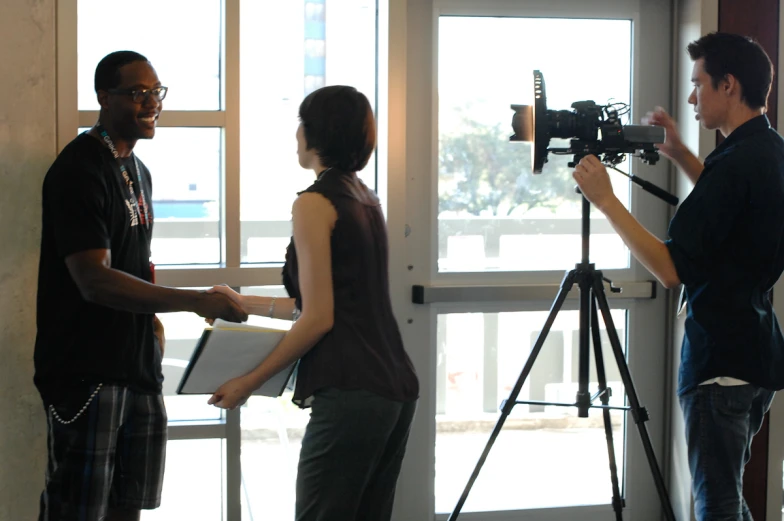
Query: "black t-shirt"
34 132 162 404
665 115 784 395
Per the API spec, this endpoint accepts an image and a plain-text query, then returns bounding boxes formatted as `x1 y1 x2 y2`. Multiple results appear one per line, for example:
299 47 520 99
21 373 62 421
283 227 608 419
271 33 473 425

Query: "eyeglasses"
107 86 168 103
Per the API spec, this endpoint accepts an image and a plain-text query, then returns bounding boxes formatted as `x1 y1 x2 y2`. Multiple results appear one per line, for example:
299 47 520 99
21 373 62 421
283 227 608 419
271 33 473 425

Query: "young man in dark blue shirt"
573 32 784 520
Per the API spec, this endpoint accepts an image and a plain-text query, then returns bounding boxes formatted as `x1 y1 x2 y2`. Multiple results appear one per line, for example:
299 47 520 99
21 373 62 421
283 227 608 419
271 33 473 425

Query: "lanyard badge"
97 124 151 229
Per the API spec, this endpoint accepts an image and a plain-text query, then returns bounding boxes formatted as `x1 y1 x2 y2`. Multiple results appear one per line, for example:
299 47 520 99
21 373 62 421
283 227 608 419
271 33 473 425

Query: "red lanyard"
97 125 151 229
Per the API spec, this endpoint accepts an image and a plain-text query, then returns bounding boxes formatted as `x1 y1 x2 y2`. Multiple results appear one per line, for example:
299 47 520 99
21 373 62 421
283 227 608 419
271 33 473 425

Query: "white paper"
177 319 293 397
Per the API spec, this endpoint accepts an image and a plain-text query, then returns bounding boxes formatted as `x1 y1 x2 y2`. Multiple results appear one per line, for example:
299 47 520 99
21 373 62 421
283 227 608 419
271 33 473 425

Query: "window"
436 309 627 512
397 2 673 518
438 17 633 272
60 1 379 518
77 0 223 112
76 127 223 266
239 0 378 264
75 0 225 266
60 1 673 519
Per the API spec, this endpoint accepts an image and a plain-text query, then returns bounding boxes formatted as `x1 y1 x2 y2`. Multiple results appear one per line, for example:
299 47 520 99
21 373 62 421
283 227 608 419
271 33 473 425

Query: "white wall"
0 1 56 520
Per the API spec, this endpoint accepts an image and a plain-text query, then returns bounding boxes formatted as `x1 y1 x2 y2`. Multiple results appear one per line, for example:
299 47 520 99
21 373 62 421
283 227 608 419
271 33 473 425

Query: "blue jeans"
679 384 775 521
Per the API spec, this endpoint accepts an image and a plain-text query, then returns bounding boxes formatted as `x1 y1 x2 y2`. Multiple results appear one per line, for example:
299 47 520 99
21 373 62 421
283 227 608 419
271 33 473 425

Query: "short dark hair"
94 51 149 93
298 85 376 172
687 32 774 109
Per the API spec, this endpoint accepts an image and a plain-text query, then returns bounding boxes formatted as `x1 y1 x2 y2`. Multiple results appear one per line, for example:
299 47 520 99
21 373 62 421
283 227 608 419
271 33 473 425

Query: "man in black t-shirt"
35 51 247 521
573 33 784 520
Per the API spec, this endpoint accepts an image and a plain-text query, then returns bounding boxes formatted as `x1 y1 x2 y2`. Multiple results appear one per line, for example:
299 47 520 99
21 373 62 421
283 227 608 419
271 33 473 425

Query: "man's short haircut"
94 51 149 93
687 32 774 109
298 85 376 172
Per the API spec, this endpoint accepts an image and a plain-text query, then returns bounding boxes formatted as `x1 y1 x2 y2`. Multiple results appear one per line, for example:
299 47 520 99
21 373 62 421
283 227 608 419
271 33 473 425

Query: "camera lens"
548 110 578 139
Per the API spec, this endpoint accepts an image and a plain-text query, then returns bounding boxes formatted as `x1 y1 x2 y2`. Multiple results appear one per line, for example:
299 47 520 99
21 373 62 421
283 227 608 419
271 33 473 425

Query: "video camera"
511 70 665 173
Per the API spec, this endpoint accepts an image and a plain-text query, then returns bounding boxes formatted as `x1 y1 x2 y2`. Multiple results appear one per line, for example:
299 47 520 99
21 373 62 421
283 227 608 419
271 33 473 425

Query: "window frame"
57 0 315 288
388 0 675 519
55 1 383 519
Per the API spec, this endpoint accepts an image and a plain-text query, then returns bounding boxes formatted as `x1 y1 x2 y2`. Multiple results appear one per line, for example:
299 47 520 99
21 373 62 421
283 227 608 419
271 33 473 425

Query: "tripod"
448 192 677 521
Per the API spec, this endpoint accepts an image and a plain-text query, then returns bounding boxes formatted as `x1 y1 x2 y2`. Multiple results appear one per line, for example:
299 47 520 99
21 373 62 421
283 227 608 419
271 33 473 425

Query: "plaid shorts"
39 385 167 521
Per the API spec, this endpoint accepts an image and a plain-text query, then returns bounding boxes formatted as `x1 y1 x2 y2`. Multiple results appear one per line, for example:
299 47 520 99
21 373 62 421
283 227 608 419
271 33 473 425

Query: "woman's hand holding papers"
208 374 255 409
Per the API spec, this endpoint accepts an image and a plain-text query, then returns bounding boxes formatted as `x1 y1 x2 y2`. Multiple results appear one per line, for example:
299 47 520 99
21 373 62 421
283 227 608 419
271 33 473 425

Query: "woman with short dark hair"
209 85 419 521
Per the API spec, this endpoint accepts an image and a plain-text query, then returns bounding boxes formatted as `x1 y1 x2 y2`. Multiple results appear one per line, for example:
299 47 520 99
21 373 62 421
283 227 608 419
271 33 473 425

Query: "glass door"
387 1 675 519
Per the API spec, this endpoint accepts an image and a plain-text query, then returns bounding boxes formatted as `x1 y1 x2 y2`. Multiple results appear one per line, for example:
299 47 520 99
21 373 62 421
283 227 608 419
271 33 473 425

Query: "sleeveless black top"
283 168 419 407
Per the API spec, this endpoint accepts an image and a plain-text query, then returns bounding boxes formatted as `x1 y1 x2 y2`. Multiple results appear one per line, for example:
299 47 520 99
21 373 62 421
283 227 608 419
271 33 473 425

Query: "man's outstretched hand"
642 107 686 161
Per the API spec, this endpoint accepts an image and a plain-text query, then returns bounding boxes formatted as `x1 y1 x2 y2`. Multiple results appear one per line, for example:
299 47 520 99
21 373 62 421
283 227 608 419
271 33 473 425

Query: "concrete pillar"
0 1 57 520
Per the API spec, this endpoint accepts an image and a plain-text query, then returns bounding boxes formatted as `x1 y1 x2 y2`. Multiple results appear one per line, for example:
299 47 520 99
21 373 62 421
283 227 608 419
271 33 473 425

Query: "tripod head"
571 152 679 208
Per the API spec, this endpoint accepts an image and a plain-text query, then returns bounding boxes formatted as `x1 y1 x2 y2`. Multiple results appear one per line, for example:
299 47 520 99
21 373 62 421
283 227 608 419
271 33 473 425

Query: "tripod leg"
590 296 624 521
448 270 578 521
576 268 592 417
592 277 677 521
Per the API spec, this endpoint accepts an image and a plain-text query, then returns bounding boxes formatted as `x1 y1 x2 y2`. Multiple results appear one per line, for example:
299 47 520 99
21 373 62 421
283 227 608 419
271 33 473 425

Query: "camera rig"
511 70 664 172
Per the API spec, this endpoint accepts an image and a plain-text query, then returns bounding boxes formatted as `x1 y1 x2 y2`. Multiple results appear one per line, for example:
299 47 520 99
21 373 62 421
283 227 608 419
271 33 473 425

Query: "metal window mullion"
412 281 656 304
223 0 241 270
222 4 242 521
167 422 228 440
77 111 227 128
156 266 284 288
225 408 242 521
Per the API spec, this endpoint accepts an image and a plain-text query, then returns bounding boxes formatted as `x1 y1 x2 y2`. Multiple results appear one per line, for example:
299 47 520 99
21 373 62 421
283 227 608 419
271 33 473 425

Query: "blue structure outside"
304 0 326 95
